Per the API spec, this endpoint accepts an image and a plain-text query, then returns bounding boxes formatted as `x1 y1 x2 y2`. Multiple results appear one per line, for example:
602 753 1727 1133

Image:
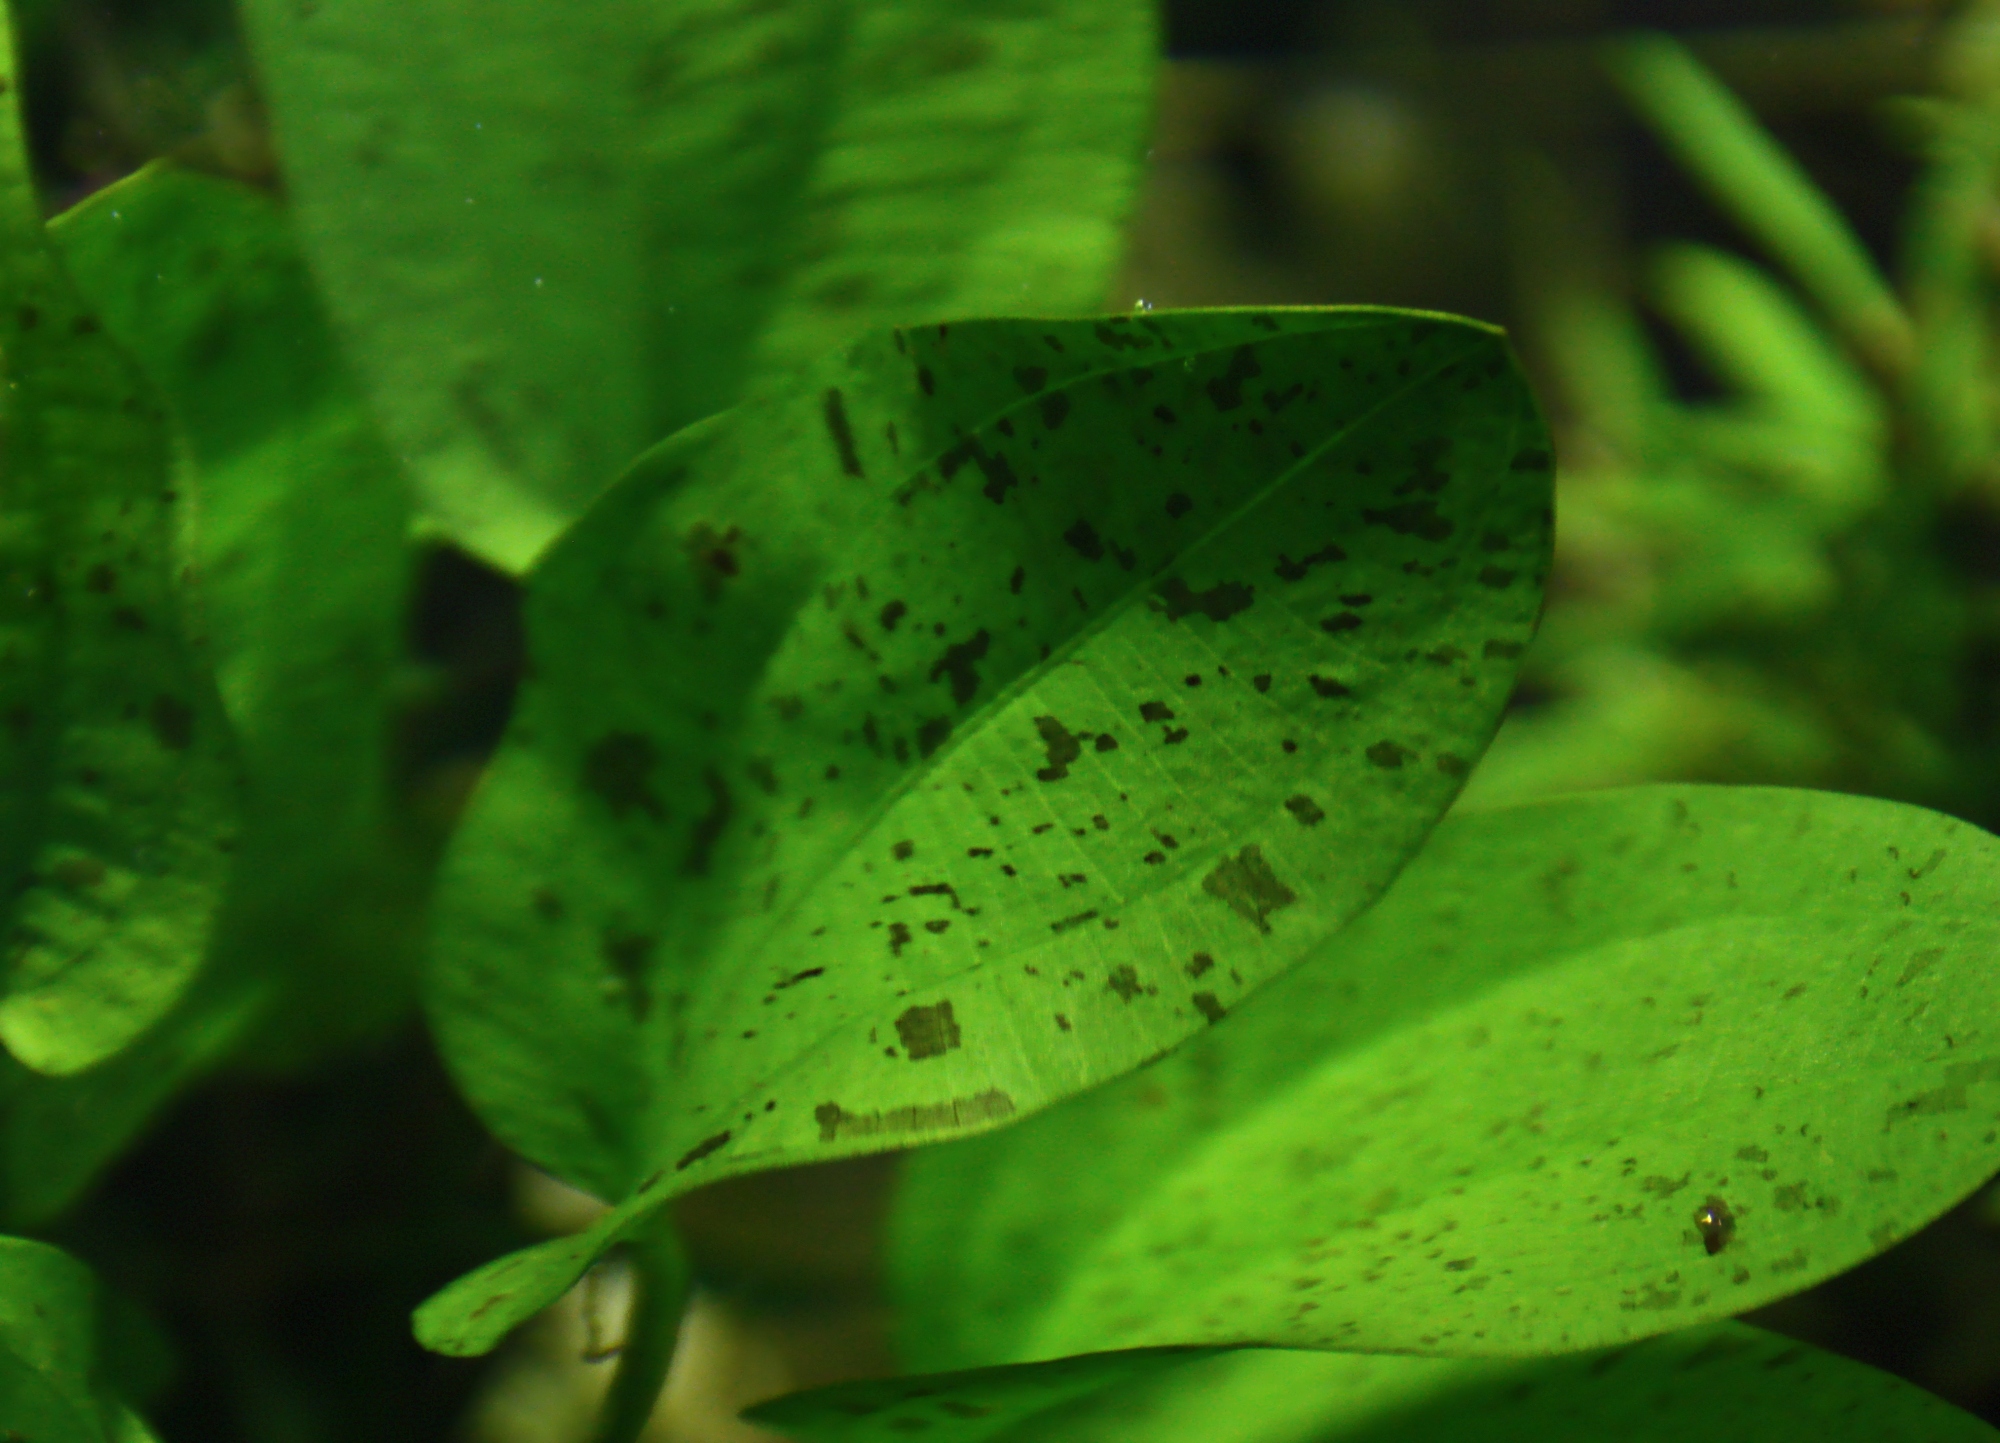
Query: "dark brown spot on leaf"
1064 519 1105 561
1193 992 1227 1023
676 1131 732 1170
1285 794 1325 826
929 629 991 706
1107 966 1142 1001
1275 544 1345 580
895 1001 963 1060
1362 501 1453 541
1202 844 1297 933
1034 715 1082 781
1206 345 1263 411
1157 577 1254 622
823 388 863 477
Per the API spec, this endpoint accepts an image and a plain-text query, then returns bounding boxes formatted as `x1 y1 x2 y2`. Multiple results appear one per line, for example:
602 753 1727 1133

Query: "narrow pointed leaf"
240 0 1154 571
0 17 239 1075
1605 34 1912 373
753 1325 1997 1443
416 307 1552 1353
894 785 2000 1363
51 164 425 1061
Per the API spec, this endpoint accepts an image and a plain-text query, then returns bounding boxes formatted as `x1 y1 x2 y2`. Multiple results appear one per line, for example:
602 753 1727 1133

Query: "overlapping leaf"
52 163 424 1063
0 16 239 1077
893 785 2000 1366
754 1325 1997 1443
239 0 1155 571
415 307 1552 1354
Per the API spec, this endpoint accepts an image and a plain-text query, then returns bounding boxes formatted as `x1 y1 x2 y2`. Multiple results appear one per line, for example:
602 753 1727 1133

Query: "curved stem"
590 1228 686 1443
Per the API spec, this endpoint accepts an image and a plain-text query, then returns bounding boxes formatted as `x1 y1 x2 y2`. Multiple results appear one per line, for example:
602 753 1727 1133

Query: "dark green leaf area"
51 164 424 1063
0 123 237 1079
420 308 1550 1345
895 785 2000 1364
754 1325 1998 1443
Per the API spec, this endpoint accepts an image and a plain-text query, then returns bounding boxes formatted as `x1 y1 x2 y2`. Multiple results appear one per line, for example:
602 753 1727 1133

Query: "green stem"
590 1229 686 1443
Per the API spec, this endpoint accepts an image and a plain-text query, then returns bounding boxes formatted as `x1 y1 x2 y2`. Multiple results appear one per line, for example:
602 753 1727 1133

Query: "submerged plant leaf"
894 785 2000 1365
752 1325 1997 1443
415 307 1552 1353
52 163 426 1063
239 0 1155 571
748 0 1156 380
0 23 238 1076
1606 34 1913 374
0 1236 157 1442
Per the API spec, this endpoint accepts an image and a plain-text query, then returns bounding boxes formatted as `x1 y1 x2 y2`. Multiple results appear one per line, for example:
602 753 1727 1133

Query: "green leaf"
1647 243 1883 521
746 0 1156 382
0 1237 154 1443
1605 34 1913 375
415 307 1553 1353
50 163 426 1063
893 784 2000 1364
238 0 1155 572
751 1325 1998 1443
0 15 239 1076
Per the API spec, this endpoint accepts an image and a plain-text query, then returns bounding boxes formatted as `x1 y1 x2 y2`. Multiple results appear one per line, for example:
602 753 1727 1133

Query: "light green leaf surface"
1606 34 1913 374
51 163 426 1062
415 307 1553 1354
752 1325 1997 1443
0 1237 149 1443
0 18 239 1076
240 0 1154 571
894 785 2000 1364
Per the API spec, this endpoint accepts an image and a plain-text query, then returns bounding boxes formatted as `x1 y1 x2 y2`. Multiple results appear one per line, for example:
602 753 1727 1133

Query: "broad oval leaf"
51 163 426 1064
894 785 2000 1363
751 1325 1998 1443
416 307 1553 1353
239 0 1155 571
0 27 238 1075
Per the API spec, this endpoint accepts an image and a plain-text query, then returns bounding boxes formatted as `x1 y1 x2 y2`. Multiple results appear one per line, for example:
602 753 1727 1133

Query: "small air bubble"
1133 297 1154 312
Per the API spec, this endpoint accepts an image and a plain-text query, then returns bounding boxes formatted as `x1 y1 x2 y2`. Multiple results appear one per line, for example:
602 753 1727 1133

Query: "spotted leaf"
0 35 238 1078
415 306 1552 1353
52 163 425 1067
892 786 2000 1366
